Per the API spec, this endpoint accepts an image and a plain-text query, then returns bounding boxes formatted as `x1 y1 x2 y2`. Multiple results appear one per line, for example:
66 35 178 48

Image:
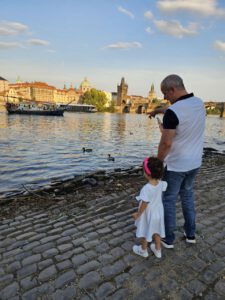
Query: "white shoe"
150 243 162 258
133 245 149 258
183 232 196 244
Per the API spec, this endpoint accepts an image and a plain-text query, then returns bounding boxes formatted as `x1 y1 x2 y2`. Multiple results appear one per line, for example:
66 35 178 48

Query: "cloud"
146 27 154 34
47 49 56 53
154 19 199 38
118 6 134 19
144 11 154 20
157 0 225 17
0 21 28 36
105 41 142 49
214 40 225 52
27 39 50 46
0 41 23 49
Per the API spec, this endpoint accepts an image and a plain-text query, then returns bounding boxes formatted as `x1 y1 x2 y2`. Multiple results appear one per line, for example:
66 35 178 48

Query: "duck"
107 154 115 162
129 132 134 135
82 147 93 152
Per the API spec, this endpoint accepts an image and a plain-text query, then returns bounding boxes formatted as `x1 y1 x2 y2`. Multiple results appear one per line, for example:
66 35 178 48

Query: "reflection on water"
0 111 224 197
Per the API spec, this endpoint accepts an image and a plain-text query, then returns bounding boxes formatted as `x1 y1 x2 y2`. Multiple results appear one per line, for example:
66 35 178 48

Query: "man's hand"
148 110 158 119
148 107 167 119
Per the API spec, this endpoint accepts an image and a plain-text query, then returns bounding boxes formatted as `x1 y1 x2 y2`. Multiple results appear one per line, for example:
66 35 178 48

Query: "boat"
5 101 65 116
59 103 97 113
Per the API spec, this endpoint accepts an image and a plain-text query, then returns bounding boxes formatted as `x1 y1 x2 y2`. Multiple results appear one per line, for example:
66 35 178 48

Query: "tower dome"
80 77 92 93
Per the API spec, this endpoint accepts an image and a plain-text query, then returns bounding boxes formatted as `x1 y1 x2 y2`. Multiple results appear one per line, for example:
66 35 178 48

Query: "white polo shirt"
163 94 205 172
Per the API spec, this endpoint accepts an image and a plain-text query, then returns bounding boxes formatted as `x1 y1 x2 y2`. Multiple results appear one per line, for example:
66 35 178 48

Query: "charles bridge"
117 99 225 117
116 77 225 116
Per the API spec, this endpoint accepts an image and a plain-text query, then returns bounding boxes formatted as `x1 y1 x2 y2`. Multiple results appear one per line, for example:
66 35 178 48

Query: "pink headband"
143 157 151 176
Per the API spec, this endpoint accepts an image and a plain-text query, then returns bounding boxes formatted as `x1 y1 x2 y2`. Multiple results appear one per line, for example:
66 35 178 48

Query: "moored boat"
5 102 65 116
59 103 97 113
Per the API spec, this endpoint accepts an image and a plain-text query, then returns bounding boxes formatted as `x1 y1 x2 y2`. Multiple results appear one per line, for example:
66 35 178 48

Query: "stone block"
57 243 73 253
20 275 38 291
79 271 101 290
54 269 76 289
22 254 41 266
95 282 116 299
56 260 72 271
214 279 225 296
72 253 88 267
17 263 37 280
38 259 53 271
52 286 77 300
1 282 19 300
38 265 57 282
77 260 100 275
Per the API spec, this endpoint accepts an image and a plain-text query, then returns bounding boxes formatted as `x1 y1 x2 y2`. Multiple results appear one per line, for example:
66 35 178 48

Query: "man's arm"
157 129 176 161
148 107 168 118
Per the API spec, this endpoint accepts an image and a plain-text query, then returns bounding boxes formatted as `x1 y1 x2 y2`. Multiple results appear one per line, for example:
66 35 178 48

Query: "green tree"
105 100 116 112
81 89 107 112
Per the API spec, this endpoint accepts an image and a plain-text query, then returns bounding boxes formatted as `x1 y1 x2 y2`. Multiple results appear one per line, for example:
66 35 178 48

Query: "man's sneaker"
133 245 149 258
183 232 196 244
150 243 162 258
161 238 174 249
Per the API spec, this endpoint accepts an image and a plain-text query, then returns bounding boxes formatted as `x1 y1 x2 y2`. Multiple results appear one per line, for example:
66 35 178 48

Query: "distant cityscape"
0 75 165 112
0 75 223 115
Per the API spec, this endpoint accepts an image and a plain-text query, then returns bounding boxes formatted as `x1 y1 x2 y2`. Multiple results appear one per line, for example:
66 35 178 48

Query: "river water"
0 111 224 198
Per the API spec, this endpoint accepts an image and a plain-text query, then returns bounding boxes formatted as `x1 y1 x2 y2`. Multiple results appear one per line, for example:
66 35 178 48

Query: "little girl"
133 156 167 258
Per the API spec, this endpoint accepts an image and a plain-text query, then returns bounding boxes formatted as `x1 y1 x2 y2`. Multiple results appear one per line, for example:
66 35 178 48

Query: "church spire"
16 76 22 83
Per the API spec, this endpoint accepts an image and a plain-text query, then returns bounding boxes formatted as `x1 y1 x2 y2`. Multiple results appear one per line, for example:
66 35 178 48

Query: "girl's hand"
133 212 139 220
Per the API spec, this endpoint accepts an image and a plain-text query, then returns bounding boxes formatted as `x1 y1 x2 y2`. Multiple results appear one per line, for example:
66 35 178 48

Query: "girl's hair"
143 157 164 179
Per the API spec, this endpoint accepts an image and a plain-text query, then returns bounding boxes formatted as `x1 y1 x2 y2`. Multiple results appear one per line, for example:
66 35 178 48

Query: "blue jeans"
163 167 199 244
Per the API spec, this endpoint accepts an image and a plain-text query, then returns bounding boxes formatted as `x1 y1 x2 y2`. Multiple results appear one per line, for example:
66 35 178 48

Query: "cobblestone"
38 265 57 282
1 282 19 300
79 271 101 289
0 155 225 299
54 269 76 289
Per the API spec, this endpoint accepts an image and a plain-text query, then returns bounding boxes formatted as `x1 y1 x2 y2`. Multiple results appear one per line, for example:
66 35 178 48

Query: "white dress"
135 181 167 242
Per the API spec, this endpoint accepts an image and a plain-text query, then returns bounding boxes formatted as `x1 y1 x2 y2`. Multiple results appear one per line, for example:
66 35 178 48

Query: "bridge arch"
122 105 130 113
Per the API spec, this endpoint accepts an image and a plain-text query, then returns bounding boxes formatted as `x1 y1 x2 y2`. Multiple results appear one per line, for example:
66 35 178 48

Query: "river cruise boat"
5 102 65 116
59 103 97 113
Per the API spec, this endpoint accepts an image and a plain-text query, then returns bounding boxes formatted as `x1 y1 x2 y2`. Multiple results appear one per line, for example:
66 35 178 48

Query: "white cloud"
0 42 23 49
105 41 142 49
214 40 225 52
154 19 199 38
118 6 134 19
27 39 50 46
0 21 28 36
157 0 225 17
47 49 56 53
144 10 154 20
146 27 154 34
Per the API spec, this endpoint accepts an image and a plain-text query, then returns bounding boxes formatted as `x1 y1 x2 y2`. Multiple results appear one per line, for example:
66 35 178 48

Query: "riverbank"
0 152 225 299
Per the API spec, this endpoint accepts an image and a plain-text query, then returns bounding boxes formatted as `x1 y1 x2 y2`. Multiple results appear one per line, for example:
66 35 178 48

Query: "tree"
106 99 116 113
81 89 108 112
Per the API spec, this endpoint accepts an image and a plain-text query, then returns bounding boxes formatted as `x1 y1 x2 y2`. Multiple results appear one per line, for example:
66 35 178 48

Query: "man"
156 74 205 248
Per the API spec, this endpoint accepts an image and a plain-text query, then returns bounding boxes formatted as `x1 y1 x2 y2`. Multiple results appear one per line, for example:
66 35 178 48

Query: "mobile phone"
156 117 162 125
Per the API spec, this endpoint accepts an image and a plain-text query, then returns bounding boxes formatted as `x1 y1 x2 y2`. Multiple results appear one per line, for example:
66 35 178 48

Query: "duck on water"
82 147 93 152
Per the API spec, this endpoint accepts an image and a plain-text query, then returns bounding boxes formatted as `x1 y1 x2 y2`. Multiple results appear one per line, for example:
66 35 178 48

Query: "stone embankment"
0 151 225 299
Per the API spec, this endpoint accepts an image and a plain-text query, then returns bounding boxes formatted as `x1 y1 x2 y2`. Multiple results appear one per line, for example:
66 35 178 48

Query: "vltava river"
0 111 224 198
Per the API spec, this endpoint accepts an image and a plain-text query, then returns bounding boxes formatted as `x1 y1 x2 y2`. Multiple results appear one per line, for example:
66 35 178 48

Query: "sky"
0 0 225 101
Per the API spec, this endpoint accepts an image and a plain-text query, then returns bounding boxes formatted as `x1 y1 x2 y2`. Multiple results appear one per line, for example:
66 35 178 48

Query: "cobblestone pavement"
1 154 225 299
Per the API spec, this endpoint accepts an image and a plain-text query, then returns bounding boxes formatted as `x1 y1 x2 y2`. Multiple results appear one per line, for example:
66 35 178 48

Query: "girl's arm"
133 201 148 220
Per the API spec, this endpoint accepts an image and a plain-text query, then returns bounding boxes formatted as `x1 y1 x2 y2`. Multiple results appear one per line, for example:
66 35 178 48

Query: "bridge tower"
117 77 128 106
148 83 156 102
